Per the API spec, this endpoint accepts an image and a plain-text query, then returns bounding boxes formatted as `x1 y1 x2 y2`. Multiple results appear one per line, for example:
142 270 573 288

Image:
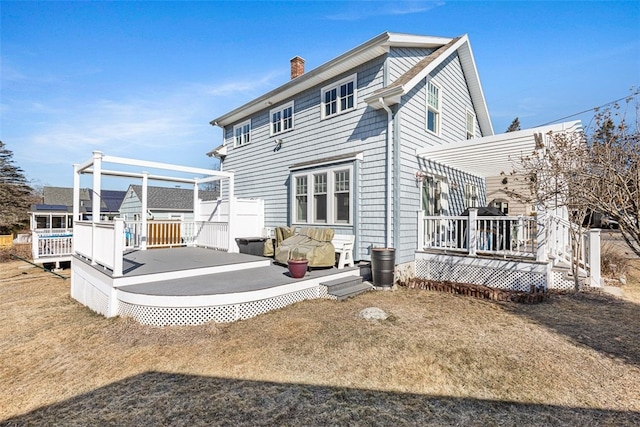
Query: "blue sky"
2 1 639 190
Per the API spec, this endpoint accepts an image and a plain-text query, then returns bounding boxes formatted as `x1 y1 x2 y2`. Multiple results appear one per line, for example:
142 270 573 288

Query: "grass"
1 258 640 426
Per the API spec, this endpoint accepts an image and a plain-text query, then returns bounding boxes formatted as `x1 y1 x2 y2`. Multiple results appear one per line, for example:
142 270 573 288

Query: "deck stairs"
321 276 373 300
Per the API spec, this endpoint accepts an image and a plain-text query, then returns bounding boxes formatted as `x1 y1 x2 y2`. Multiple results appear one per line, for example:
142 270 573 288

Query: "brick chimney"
290 56 305 79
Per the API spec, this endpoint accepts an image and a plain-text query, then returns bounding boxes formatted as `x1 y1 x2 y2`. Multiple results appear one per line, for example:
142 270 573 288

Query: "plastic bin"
236 237 267 256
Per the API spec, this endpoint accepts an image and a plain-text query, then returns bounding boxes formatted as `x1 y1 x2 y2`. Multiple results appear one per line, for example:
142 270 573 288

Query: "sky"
1 1 639 190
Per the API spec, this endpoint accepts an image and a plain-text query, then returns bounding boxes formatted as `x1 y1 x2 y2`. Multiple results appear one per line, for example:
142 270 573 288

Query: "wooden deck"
71 247 361 326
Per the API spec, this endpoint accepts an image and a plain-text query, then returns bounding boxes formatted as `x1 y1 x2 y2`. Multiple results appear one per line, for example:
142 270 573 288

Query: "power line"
534 90 640 128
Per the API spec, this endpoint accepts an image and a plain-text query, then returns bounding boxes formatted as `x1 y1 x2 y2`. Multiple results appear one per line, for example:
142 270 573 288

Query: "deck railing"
418 212 538 258
31 231 74 260
75 218 231 277
418 209 602 287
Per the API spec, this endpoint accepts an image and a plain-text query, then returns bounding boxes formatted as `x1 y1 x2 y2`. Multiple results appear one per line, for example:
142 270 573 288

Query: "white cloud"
326 0 444 21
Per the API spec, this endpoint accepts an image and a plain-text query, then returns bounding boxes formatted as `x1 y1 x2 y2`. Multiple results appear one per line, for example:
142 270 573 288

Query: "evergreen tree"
0 141 35 234
506 117 521 132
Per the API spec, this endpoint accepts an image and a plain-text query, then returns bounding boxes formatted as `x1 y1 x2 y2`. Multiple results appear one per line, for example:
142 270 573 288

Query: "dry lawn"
1 258 640 426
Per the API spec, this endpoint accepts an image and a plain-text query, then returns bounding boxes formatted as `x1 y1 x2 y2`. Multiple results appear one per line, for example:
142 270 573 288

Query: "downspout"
379 97 393 248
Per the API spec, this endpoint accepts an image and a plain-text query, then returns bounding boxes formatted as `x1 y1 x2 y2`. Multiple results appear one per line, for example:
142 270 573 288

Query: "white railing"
74 220 124 276
418 212 538 258
32 231 74 259
418 209 602 287
194 221 229 251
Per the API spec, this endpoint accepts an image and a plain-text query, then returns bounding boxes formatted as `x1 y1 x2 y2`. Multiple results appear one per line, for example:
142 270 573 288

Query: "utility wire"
534 90 640 128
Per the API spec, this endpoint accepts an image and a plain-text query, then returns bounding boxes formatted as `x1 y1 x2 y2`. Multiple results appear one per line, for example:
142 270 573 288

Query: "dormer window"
270 101 294 136
321 73 357 119
233 120 251 147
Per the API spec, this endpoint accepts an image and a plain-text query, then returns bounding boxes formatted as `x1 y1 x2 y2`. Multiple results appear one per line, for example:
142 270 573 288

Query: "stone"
359 307 389 320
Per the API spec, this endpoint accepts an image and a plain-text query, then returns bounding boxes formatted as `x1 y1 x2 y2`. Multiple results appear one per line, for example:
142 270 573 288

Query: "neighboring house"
207 32 592 288
30 186 126 230
119 185 219 221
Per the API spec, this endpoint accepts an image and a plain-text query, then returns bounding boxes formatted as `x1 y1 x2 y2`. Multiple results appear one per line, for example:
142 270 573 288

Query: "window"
295 176 308 223
270 102 294 135
466 109 476 139
464 183 478 209
321 74 356 119
492 199 509 215
426 80 441 134
421 176 442 216
233 120 251 147
292 165 352 225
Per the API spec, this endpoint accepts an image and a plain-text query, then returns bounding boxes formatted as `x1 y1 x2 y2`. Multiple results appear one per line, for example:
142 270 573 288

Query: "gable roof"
210 32 485 129
42 186 125 213
128 185 219 211
365 34 493 136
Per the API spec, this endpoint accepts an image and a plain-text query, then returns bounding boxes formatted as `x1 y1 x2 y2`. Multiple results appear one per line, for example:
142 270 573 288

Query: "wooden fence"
0 235 13 247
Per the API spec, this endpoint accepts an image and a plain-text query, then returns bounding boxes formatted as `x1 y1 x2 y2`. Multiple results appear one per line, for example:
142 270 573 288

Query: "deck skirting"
415 251 549 292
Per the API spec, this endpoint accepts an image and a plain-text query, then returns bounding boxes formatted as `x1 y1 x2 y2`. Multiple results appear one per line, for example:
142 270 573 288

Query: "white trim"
321 73 357 120
269 101 295 136
291 164 354 226
233 120 251 147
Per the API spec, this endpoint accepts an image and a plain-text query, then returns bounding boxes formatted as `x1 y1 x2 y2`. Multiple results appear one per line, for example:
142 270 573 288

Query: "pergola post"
227 175 237 252
92 151 102 223
73 164 80 223
141 172 148 250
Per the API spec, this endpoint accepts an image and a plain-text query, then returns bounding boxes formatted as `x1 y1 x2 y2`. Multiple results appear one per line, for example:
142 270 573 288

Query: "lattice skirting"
117 286 326 326
71 268 111 316
551 270 578 290
415 254 547 292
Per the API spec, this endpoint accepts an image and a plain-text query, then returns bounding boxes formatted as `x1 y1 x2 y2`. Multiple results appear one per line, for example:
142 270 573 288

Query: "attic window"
466 109 476 139
426 80 441 135
321 73 356 119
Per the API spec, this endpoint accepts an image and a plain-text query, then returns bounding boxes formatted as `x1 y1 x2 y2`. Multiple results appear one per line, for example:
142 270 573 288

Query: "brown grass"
1 259 640 426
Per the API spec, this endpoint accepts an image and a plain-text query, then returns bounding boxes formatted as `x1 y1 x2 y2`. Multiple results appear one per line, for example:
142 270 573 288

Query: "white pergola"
73 151 235 250
416 121 582 178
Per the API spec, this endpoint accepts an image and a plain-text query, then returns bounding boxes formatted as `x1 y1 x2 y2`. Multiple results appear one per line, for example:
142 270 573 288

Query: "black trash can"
371 248 395 288
236 237 267 256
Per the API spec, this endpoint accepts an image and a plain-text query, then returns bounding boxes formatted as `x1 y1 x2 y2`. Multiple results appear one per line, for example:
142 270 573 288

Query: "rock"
619 275 627 285
359 307 388 320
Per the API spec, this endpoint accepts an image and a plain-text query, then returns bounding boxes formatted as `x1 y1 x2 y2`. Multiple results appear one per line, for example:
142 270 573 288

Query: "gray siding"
222 56 388 260
393 51 486 264
220 47 488 265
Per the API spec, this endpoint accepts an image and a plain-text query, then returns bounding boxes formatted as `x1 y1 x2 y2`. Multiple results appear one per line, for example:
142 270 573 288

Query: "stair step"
329 282 373 301
321 276 363 293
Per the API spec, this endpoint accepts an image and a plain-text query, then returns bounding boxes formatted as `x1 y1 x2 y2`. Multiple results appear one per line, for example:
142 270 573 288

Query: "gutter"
379 98 393 249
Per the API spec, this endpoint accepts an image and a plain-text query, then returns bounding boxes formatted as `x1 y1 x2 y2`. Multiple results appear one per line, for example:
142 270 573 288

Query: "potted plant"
287 249 308 278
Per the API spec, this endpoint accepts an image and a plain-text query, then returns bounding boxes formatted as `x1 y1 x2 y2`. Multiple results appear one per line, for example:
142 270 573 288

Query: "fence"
0 235 12 247
30 231 74 260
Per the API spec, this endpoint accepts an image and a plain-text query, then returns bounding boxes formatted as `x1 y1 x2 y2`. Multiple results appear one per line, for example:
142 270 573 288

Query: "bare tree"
504 91 640 289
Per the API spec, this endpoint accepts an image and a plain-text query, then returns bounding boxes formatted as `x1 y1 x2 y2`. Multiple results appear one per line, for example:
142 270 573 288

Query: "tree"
506 117 521 132
0 141 35 234
505 91 640 290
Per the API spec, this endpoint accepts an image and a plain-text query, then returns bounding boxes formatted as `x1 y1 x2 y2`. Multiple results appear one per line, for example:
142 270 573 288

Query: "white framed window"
464 183 478 209
292 165 352 225
270 101 294 136
321 73 357 119
426 80 441 135
466 109 476 139
233 120 251 147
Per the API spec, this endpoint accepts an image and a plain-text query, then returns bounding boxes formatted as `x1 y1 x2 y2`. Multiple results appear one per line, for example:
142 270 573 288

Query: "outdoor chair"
274 227 335 268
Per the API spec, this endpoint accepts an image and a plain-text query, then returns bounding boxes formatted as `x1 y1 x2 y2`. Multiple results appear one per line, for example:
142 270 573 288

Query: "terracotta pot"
288 259 308 278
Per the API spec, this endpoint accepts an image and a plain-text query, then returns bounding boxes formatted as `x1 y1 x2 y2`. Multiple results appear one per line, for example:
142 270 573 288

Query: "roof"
30 204 72 213
365 34 493 136
128 185 219 211
42 186 126 213
416 121 582 178
210 32 488 129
